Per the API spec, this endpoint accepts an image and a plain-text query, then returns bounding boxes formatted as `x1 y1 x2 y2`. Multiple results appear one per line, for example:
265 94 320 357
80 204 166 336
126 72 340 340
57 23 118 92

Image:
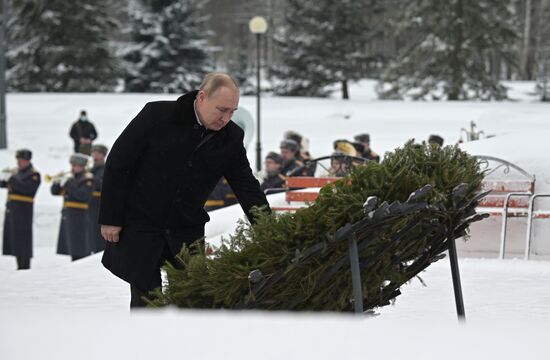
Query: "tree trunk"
521 0 533 79
448 0 464 100
342 79 349 100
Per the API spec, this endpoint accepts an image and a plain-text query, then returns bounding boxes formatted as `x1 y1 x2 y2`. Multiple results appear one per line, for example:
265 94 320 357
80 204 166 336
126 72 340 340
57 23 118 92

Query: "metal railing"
524 194 550 260
499 193 533 259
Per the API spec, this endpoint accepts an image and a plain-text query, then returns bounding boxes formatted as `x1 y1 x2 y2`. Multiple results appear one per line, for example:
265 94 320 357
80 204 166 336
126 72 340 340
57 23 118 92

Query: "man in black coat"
69 110 98 155
1 149 41 270
52 153 94 261
99 73 270 308
88 144 108 253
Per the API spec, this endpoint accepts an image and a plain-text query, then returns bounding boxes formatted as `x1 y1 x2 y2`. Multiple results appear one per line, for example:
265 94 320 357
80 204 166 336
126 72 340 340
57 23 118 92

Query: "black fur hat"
15 149 32 160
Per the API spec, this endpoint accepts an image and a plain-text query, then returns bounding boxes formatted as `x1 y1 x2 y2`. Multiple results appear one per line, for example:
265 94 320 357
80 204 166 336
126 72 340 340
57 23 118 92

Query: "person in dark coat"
1 149 41 270
69 110 98 155
52 153 94 261
284 130 315 176
88 144 108 253
99 72 270 308
428 134 444 147
204 177 238 212
260 151 286 193
353 133 380 163
279 139 304 176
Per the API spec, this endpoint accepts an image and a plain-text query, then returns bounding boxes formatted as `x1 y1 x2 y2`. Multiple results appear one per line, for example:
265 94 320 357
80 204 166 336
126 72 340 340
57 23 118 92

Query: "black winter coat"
88 163 105 253
1 165 40 258
260 172 286 192
69 120 98 153
99 91 269 290
52 172 94 258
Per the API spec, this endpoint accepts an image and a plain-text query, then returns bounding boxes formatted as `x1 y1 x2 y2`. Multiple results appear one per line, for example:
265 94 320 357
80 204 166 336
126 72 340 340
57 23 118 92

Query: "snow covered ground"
1 81 549 359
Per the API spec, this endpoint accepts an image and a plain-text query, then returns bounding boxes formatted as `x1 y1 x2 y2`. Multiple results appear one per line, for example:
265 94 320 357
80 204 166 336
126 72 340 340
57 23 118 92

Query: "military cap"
15 149 32 160
91 144 109 155
280 139 299 153
265 151 283 165
354 133 370 144
284 131 303 148
70 153 89 166
428 134 444 147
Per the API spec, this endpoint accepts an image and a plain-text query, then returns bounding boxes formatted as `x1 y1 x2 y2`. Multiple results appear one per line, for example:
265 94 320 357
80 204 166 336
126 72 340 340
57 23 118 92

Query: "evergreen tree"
272 0 382 99
7 0 119 91
123 0 212 93
377 0 518 100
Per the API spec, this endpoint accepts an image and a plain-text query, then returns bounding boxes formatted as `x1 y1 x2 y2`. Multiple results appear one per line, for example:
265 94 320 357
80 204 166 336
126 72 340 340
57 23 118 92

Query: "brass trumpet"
45 171 71 183
2 167 17 175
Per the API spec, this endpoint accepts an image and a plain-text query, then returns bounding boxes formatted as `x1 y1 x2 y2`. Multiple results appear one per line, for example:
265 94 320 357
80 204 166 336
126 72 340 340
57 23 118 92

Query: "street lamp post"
0 0 8 149
249 16 268 172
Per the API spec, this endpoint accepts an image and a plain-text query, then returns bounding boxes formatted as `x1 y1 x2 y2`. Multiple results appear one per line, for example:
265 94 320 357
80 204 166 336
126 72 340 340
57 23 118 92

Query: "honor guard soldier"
1 149 41 270
89 144 108 252
51 153 94 261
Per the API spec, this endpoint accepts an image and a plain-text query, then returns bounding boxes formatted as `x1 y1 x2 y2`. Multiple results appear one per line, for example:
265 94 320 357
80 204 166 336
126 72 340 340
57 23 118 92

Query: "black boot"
16 257 30 270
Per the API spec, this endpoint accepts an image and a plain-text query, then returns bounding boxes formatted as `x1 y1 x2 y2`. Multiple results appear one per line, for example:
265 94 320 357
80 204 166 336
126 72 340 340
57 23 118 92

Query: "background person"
0 149 41 270
354 133 380 162
260 151 286 192
69 110 98 155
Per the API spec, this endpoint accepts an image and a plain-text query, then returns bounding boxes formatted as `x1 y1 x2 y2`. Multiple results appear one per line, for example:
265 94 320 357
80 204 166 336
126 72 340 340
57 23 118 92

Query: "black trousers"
130 239 183 309
130 242 179 309
16 257 30 270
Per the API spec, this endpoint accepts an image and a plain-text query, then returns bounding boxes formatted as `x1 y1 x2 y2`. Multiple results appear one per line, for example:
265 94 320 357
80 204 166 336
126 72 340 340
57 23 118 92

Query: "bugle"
45 171 71 183
2 167 17 174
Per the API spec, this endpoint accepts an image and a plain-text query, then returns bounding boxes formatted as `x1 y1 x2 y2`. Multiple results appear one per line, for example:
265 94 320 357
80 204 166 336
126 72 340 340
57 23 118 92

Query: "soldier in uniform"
1 149 41 270
69 110 98 155
354 133 380 163
260 152 286 192
279 139 304 176
52 153 94 261
88 144 108 252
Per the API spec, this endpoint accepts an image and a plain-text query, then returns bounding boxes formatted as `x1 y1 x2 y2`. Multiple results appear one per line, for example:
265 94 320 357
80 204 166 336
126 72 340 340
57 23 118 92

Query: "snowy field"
1 81 550 359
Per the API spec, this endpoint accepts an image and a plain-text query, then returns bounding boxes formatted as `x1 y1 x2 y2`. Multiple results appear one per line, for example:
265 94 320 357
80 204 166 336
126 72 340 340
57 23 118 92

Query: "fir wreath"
149 141 488 312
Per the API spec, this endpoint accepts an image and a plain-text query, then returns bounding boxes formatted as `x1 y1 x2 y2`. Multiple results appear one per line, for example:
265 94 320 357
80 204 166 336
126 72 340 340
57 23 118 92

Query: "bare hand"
80 137 92 144
101 225 122 243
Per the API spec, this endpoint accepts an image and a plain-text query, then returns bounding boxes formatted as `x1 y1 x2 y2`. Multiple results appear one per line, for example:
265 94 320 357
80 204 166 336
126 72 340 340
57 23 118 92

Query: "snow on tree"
377 0 518 101
271 0 381 99
123 0 212 93
7 0 119 92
